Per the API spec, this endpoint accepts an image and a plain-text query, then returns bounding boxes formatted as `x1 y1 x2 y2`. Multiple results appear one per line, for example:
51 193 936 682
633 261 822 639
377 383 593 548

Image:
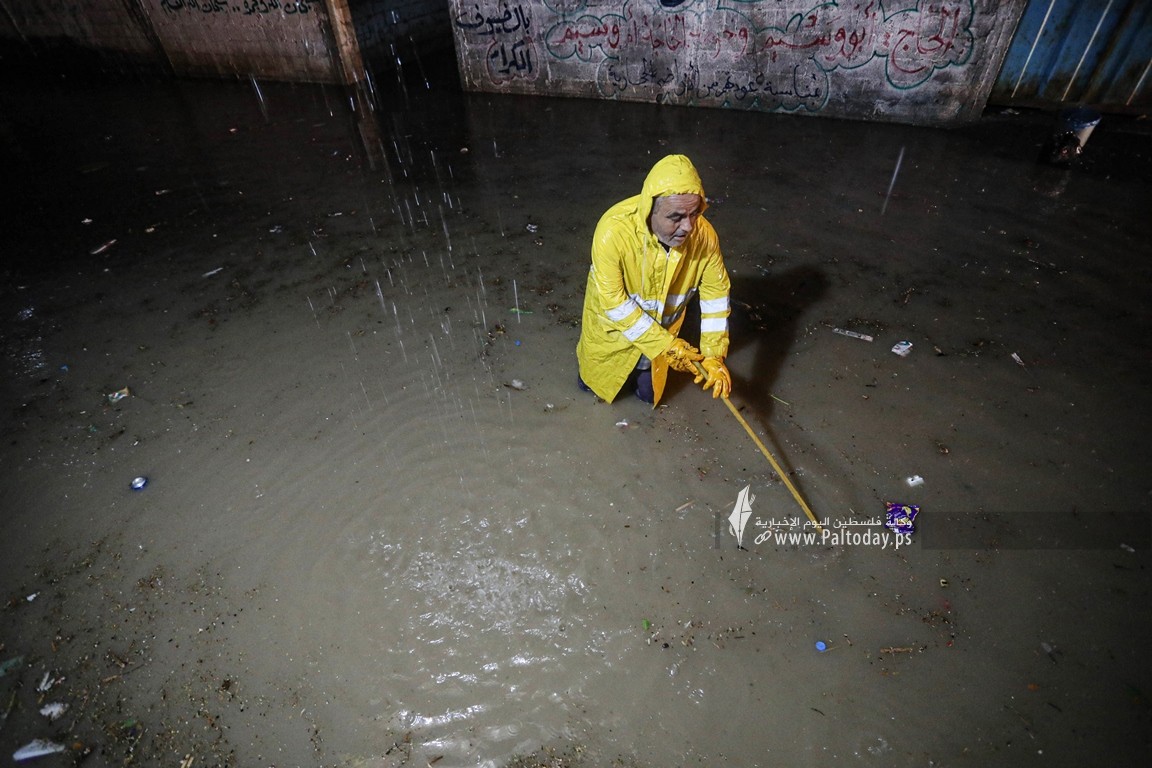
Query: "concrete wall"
447 0 1027 125
0 0 159 66
0 0 450 85
149 1 337 81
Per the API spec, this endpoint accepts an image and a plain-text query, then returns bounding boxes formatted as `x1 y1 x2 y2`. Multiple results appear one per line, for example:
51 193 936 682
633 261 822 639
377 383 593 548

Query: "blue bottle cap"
131 476 148 491
815 641 827 652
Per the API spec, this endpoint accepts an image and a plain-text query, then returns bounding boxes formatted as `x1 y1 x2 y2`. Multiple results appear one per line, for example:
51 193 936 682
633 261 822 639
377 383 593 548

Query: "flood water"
2 65 1150 767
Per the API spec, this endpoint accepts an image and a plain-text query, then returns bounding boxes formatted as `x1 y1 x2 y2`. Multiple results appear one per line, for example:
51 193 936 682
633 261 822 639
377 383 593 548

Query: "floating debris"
90 239 117 255
884 502 919 534
879 646 917 655
0 656 24 678
35 671 63 692
39 702 67 721
832 327 873 342
13 739 67 761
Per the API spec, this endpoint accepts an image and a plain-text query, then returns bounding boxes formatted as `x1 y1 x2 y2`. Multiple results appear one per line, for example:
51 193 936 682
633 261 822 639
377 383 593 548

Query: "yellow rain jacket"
576 155 731 405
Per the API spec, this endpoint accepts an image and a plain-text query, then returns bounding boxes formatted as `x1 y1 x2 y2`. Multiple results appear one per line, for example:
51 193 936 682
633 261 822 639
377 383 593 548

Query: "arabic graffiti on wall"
157 0 316 15
454 2 538 82
148 0 334 80
452 0 978 115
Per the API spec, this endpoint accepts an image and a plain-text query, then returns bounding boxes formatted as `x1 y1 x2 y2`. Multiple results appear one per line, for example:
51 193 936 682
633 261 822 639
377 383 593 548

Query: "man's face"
649 194 703 249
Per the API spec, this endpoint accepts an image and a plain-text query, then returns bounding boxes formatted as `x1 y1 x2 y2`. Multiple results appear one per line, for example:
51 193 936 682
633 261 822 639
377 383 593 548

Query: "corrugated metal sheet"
990 0 1152 111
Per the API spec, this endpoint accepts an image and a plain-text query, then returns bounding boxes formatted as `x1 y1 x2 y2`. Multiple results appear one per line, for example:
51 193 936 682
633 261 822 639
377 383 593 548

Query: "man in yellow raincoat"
576 154 732 405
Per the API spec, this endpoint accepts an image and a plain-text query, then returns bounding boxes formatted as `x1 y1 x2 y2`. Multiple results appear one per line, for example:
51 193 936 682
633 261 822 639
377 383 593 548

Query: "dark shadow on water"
673 263 828 428
731 265 829 497
669 264 828 502
728 265 830 420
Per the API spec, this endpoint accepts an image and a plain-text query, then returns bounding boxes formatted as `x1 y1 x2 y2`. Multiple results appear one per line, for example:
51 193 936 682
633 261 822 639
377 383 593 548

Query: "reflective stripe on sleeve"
624 313 656 341
661 291 693 325
605 297 639 323
632 294 663 315
699 296 730 314
700 317 728 333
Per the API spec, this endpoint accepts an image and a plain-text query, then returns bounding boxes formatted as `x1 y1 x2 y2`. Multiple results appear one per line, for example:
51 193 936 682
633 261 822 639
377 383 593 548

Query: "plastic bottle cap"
815 641 828 652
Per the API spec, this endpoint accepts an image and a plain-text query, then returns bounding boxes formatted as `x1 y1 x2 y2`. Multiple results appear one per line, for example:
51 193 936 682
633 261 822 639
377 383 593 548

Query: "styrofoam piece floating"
14 739 67 761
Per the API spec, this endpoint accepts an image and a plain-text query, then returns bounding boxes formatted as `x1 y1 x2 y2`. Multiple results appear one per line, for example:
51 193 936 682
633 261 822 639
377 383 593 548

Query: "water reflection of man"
576 154 732 405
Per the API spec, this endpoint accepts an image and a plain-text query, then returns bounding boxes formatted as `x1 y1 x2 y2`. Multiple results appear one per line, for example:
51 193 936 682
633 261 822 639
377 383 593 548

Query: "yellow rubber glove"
664 337 704 373
694 357 732 399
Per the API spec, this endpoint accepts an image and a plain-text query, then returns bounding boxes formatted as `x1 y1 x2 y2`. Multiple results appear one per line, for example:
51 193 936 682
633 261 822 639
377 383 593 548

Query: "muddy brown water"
1 72 1150 767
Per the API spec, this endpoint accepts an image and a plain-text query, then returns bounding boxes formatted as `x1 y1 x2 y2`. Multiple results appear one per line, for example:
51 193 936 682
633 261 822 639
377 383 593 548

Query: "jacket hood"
636 154 708 225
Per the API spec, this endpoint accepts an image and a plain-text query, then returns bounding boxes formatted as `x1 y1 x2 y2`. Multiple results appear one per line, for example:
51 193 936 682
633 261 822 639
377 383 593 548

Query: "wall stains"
450 0 1024 125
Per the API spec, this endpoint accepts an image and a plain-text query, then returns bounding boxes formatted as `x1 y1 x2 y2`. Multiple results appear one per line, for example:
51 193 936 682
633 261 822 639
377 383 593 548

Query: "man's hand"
664 338 704 373
694 357 732 399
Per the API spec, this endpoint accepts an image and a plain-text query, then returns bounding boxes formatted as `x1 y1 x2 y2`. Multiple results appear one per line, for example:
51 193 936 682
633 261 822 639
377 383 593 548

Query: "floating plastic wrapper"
1044 107 1101 165
885 502 919 534
1058 107 1101 148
